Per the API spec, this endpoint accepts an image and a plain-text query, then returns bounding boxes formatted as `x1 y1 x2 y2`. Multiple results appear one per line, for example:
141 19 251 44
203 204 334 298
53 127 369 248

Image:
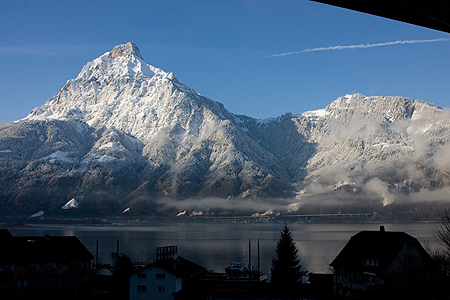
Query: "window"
363 259 378 266
155 273 165 279
137 272 147 279
11 264 20 271
0 265 3 272
158 286 165 292
53 262 62 269
36 263 42 270
137 285 147 292
16 279 28 288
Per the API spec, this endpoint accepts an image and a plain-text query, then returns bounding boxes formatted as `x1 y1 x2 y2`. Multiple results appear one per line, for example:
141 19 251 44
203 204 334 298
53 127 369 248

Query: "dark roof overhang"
311 0 450 33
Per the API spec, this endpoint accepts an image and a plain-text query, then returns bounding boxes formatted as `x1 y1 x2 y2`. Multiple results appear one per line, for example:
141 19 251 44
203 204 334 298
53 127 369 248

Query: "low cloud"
156 196 301 214
364 178 394 206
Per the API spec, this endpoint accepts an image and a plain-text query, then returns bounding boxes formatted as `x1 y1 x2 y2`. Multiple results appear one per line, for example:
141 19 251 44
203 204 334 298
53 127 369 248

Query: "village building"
330 226 434 299
0 229 93 299
129 246 207 300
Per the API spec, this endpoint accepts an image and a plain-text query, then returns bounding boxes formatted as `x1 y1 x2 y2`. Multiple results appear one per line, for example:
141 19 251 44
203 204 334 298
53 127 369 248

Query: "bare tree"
435 208 450 253
432 208 450 298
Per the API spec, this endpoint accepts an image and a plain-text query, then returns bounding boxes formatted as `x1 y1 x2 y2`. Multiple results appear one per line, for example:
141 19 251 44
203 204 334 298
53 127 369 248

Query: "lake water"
8 222 439 278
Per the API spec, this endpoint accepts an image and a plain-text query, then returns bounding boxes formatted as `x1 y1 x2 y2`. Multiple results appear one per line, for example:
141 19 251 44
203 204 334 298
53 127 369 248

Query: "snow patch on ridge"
371 143 414 151
256 117 276 125
40 150 73 163
95 155 115 163
62 198 79 209
77 122 89 139
99 142 118 151
302 108 330 118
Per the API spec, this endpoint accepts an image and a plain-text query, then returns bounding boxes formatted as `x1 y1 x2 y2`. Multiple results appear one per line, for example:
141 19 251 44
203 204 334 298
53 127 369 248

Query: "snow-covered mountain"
1 42 449 216
234 94 450 209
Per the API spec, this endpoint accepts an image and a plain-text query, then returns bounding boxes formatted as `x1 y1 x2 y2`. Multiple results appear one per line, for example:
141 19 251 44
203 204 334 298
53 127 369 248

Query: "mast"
258 238 260 273
96 237 99 274
249 239 251 271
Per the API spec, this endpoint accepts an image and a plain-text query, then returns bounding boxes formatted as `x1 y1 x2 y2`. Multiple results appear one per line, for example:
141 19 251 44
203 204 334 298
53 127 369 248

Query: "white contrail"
268 38 450 58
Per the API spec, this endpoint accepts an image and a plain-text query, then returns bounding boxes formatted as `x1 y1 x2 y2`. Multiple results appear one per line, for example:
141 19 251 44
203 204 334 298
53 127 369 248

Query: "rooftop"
0 229 93 265
329 226 426 274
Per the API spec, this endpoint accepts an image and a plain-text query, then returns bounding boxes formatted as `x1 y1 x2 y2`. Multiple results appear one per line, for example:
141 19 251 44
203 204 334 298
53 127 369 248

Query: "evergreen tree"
271 224 306 286
111 252 134 300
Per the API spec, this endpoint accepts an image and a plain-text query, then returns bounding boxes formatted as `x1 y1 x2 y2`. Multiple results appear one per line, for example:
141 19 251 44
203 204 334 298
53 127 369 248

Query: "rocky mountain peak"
108 42 144 60
24 42 235 140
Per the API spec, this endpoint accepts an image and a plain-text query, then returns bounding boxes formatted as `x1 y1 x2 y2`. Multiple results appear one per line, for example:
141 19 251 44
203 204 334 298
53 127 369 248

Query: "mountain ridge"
1 42 449 217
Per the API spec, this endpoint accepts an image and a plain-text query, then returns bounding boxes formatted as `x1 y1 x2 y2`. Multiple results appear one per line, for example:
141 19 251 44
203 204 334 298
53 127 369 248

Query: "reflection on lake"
9 222 439 277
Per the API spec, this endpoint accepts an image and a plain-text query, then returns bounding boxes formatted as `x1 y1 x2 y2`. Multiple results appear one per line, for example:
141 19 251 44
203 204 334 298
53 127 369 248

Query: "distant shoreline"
0 214 439 227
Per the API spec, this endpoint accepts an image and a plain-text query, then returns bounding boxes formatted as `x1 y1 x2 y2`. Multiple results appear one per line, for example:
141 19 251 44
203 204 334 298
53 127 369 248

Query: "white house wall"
130 266 181 300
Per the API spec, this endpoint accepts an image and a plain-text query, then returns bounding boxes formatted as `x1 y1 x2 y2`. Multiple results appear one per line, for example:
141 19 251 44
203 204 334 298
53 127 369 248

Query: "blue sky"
1 0 449 123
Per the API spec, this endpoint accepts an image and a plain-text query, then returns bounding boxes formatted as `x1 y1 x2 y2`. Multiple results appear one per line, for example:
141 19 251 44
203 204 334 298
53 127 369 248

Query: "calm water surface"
9 222 439 278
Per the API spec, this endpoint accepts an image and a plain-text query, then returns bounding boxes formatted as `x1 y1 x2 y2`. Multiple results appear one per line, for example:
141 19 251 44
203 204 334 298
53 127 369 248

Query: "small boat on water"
225 261 268 282
198 239 268 283
224 239 268 282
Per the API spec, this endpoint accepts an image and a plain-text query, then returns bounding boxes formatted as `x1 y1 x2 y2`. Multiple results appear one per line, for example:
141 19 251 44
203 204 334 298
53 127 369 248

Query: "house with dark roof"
129 246 206 300
330 226 434 298
0 229 93 299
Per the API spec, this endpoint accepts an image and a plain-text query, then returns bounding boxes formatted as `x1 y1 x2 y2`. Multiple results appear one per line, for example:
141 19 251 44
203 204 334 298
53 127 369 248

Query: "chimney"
380 226 385 232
